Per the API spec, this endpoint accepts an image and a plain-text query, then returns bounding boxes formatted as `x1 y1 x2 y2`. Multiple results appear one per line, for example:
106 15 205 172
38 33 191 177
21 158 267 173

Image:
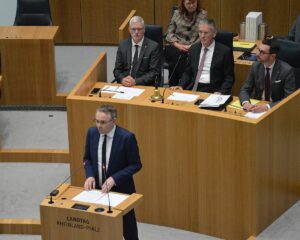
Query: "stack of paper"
167 92 199 102
199 94 231 108
245 12 262 41
101 85 144 100
233 41 256 52
72 190 129 207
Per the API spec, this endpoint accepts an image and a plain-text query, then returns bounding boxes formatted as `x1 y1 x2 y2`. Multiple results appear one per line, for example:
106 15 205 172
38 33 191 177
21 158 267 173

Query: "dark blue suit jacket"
83 126 142 194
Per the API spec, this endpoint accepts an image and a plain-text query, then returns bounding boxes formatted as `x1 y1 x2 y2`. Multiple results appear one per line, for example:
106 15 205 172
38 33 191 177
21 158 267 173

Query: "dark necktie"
131 44 139 78
264 67 270 101
192 48 208 91
101 134 107 184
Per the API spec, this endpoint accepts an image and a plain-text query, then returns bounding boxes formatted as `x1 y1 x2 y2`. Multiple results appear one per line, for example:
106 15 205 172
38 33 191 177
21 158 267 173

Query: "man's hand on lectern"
84 177 95 190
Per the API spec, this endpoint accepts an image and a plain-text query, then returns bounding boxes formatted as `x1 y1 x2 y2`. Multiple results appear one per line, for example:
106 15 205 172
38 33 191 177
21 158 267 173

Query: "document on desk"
167 92 199 102
244 111 266 119
72 190 105 204
200 94 231 108
102 85 120 93
72 190 129 207
118 86 144 96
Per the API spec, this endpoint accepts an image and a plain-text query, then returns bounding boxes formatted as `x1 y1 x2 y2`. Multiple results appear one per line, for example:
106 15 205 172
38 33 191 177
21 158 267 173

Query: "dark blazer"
83 126 142 194
113 37 161 86
289 15 300 42
239 59 296 107
179 41 234 94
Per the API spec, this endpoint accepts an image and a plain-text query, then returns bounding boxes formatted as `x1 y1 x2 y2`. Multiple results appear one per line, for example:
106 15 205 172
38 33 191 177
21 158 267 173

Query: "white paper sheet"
167 92 199 102
72 190 129 207
200 94 231 107
244 111 266 119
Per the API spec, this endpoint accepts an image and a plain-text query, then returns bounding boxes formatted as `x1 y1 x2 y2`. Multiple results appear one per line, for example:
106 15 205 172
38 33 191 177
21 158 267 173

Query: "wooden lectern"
40 184 142 240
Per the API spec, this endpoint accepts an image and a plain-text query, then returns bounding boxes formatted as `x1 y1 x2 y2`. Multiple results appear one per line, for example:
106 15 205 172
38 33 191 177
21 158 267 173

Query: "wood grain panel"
0 219 40 234
81 0 154 44
0 149 69 163
50 0 82 43
0 27 64 105
220 0 289 35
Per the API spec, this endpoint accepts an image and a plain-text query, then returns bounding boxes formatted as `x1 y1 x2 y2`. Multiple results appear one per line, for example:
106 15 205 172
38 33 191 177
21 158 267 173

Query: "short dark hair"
263 36 280 55
96 105 117 119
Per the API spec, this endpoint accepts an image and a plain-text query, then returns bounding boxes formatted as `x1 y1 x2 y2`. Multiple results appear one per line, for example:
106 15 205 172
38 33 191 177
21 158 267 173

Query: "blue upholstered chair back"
14 0 52 26
275 39 300 89
145 24 164 86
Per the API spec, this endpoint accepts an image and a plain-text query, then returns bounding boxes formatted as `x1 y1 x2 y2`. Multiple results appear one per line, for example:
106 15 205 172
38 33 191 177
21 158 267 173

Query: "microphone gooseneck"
48 160 87 204
102 165 113 214
168 53 182 85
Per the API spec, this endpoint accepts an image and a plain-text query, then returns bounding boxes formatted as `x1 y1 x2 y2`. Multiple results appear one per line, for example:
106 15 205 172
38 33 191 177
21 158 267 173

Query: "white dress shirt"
198 40 215 84
97 125 116 184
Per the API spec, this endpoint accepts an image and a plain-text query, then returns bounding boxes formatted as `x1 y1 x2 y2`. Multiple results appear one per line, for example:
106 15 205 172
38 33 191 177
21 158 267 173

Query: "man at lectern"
240 37 296 113
83 105 142 240
113 16 161 87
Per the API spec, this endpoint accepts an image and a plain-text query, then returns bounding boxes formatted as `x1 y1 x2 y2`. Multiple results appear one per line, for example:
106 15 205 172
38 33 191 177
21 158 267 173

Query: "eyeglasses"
130 28 144 33
257 48 271 55
94 119 113 125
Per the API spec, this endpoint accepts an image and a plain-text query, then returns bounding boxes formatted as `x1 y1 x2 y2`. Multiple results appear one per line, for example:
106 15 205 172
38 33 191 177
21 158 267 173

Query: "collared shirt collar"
264 60 276 70
202 40 215 51
101 125 116 139
131 37 144 47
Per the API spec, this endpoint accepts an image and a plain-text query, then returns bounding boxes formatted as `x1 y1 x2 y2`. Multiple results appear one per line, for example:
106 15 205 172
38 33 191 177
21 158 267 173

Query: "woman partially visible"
165 0 207 86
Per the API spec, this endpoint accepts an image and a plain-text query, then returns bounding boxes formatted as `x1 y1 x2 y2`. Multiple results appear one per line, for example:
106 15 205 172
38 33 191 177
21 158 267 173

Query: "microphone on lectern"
102 165 113 214
48 160 87 204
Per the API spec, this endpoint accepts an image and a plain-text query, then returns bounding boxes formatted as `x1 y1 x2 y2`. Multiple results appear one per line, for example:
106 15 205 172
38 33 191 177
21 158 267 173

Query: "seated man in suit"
113 16 161 87
170 18 234 94
83 105 142 240
240 38 296 113
289 15 300 42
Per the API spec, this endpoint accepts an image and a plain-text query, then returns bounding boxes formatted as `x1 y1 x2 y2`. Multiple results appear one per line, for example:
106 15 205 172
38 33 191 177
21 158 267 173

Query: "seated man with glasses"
239 37 296 113
113 16 161 87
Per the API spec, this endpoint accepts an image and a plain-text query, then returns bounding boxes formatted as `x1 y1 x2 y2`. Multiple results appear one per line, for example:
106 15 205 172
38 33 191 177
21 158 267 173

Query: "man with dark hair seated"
239 37 296 113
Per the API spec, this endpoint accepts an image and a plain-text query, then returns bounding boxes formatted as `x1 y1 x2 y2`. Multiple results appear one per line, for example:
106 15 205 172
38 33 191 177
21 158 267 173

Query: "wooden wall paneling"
50 0 82 44
220 0 289 36
154 0 177 33
289 0 300 31
202 0 221 28
81 0 154 44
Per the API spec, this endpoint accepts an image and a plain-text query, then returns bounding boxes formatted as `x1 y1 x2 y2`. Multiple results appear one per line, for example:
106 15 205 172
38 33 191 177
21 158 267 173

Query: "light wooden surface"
50 0 82 43
0 219 40 234
0 149 69 163
81 0 154 44
0 26 65 105
40 184 142 240
66 54 300 239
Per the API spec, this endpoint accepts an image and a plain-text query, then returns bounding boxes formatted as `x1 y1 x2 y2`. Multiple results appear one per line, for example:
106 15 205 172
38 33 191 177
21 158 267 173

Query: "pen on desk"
102 89 125 94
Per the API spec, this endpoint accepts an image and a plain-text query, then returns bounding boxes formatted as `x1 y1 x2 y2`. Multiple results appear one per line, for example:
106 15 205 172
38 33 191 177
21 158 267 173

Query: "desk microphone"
161 87 167 103
48 160 87 204
102 165 113 213
98 88 102 97
168 53 182 85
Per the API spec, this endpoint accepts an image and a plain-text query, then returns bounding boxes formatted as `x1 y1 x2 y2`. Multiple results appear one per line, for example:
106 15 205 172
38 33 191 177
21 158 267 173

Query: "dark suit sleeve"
179 51 194 89
239 64 256 105
111 134 142 186
270 66 296 107
83 128 94 179
113 45 129 83
135 43 161 86
218 48 235 94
